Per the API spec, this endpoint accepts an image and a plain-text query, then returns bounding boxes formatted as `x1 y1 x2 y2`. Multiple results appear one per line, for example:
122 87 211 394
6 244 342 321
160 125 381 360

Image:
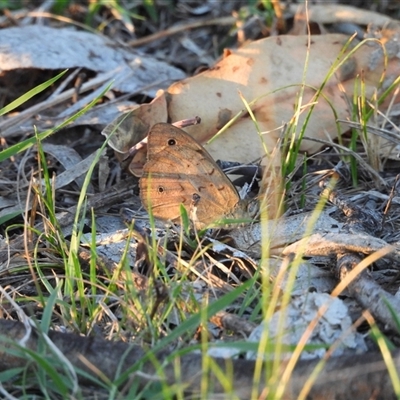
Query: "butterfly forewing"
140 123 244 227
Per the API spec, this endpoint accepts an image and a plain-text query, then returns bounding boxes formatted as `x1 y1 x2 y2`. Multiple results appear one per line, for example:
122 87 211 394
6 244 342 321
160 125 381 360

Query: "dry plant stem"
167 249 237 294
22 11 105 37
172 116 201 129
336 253 400 332
382 174 400 227
49 68 82 99
303 136 387 186
0 70 117 137
78 247 148 291
338 120 400 146
128 16 236 47
0 177 137 266
0 319 398 399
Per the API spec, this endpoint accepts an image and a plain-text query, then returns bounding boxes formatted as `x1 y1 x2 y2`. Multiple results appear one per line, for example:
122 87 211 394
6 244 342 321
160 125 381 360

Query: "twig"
128 16 236 47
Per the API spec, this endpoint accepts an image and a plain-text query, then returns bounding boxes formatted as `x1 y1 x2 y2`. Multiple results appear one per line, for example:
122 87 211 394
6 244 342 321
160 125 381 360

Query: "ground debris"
0 318 398 400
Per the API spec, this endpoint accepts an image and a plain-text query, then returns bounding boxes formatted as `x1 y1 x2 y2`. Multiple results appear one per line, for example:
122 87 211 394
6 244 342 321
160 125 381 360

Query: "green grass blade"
0 70 67 116
0 80 113 162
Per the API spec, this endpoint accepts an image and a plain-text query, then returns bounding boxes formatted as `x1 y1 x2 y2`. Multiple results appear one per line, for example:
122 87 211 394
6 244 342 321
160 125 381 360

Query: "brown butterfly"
139 123 251 229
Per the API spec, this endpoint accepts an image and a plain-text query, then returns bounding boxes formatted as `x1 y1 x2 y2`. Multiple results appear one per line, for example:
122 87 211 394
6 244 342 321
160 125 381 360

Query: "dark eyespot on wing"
192 193 201 205
167 138 177 146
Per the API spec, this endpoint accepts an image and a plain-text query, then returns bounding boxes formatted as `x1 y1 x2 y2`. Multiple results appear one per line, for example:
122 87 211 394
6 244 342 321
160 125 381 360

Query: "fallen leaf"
105 27 400 178
0 25 185 97
287 3 392 27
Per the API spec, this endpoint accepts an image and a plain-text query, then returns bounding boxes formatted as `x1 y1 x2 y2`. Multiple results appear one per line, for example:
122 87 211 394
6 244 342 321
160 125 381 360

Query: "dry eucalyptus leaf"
102 95 168 175
0 25 185 97
287 3 393 27
41 143 94 191
98 155 110 193
105 25 400 181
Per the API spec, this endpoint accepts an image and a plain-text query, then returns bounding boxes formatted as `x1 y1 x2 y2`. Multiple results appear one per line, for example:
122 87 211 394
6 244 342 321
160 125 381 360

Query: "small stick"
381 174 399 228
172 116 201 129
128 16 235 47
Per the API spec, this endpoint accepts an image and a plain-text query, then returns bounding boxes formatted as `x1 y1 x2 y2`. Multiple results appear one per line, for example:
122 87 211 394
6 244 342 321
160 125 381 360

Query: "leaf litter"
1 2 400 398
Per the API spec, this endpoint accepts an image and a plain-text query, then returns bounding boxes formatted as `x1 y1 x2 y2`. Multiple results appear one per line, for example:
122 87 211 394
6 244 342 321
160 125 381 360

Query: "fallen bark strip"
282 232 400 262
231 210 343 258
334 252 400 332
307 179 400 330
0 319 398 399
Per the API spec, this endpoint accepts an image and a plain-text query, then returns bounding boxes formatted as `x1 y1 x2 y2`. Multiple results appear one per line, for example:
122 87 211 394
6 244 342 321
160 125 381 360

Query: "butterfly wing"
140 123 241 227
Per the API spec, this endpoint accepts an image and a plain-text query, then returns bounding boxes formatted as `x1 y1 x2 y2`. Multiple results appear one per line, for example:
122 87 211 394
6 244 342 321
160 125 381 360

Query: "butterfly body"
139 123 249 228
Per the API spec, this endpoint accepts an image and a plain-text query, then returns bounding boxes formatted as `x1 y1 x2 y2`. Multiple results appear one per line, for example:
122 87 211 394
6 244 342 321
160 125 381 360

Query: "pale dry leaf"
102 95 167 154
98 155 110 193
106 26 400 178
41 143 94 191
287 3 393 27
0 198 29 222
0 25 185 96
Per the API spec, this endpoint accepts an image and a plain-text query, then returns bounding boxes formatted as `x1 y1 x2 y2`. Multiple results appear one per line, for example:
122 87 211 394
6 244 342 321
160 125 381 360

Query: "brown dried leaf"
106 27 400 176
